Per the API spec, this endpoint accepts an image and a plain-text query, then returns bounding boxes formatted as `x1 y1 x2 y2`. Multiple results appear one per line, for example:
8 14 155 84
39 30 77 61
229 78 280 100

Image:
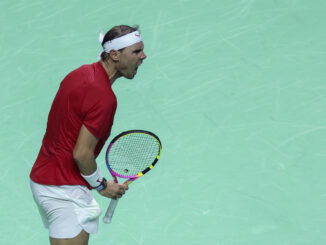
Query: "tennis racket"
102 130 162 224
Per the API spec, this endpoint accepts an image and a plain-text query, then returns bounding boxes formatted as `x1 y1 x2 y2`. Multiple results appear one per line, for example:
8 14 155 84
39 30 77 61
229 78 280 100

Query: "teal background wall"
1 0 326 244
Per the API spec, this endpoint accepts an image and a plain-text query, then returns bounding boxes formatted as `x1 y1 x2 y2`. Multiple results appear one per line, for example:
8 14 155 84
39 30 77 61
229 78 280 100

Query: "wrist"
95 178 107 191
81 167 104 188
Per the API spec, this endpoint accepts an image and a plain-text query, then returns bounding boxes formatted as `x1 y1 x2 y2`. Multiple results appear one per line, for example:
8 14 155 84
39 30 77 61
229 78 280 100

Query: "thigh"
31 180 101 238
31 182 84 238
50 230 89 245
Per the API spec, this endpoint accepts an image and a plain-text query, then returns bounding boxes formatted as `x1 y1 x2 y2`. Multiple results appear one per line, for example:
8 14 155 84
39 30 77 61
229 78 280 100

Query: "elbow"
73 147 96 175
73 148 80 163
73 148 93 164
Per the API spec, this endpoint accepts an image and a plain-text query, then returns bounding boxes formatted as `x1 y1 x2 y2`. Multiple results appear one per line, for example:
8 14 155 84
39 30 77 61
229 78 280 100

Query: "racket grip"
103 199 119 224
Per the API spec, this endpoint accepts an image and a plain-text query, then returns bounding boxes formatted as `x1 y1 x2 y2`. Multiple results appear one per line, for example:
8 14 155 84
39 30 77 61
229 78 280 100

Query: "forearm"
73 149 97 175
72 125 128 198
74 149 106 189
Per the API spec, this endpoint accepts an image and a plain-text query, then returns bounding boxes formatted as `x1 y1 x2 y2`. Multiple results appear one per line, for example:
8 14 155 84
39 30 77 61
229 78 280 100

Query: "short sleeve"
82 87 116 139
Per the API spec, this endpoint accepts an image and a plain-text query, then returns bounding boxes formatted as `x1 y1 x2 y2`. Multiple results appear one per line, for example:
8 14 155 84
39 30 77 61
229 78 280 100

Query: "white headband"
99 30 142 53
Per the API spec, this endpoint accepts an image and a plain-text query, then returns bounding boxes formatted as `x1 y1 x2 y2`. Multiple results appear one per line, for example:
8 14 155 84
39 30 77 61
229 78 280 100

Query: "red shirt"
30 61 117 187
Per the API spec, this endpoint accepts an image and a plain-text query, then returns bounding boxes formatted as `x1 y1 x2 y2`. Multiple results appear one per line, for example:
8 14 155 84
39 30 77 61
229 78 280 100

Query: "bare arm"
73 125 128 199
73 125 98 175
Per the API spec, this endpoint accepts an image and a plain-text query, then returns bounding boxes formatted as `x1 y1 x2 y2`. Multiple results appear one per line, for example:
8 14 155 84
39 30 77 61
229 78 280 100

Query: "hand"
98 181 128 200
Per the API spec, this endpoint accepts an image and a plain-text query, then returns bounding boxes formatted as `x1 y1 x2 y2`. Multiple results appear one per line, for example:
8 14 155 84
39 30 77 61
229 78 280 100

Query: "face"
116 41 147 79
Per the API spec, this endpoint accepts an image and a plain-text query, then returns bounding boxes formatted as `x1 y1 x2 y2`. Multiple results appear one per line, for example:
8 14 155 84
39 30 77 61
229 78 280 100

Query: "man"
30 25 147 245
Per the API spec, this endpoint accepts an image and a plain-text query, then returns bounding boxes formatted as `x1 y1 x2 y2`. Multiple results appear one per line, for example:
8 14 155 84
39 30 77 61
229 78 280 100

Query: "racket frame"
103 130 162 224
105 129 162 185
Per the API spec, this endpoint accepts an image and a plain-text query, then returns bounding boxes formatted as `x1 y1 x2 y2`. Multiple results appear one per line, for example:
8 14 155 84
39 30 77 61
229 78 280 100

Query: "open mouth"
134 62 142 74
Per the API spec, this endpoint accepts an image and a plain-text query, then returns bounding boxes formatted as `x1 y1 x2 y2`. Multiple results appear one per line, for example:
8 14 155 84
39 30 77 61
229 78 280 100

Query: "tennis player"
30 25 146 245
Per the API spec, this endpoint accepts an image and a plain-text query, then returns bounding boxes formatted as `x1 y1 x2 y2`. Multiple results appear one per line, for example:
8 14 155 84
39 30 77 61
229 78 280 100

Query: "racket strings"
108 133 160 176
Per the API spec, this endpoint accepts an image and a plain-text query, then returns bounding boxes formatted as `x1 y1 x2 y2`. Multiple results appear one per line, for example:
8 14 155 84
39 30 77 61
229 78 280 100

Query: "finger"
120 185 127 191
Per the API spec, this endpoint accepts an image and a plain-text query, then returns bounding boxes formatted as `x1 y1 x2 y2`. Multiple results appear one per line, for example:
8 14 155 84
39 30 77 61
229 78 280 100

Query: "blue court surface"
1 0 326 244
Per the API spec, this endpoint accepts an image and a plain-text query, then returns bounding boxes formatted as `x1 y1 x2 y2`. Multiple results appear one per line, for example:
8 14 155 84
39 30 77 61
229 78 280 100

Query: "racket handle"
103 199 119 224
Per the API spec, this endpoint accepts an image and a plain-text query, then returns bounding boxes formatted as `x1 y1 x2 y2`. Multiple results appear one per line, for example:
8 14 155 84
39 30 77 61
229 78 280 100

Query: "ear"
109 50 120 62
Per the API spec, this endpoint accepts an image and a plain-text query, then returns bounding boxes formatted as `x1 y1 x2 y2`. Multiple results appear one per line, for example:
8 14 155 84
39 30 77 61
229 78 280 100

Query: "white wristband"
81 168 103 188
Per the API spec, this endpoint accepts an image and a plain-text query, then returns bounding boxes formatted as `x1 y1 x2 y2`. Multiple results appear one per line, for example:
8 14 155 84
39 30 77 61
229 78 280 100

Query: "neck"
100 59 121 85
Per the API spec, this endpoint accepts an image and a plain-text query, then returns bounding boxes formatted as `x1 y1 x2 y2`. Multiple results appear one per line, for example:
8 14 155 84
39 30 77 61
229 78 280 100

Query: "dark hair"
100 25 139 61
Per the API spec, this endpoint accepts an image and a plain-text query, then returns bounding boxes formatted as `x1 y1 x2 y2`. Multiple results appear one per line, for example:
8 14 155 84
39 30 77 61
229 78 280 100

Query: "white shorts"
30 179 102 239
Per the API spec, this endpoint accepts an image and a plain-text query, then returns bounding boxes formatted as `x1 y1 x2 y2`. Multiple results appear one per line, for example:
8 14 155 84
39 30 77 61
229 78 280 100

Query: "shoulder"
66 63 95 82
59 64 94 93
84 85 116 109
62 62 116 105
82 81 116 113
